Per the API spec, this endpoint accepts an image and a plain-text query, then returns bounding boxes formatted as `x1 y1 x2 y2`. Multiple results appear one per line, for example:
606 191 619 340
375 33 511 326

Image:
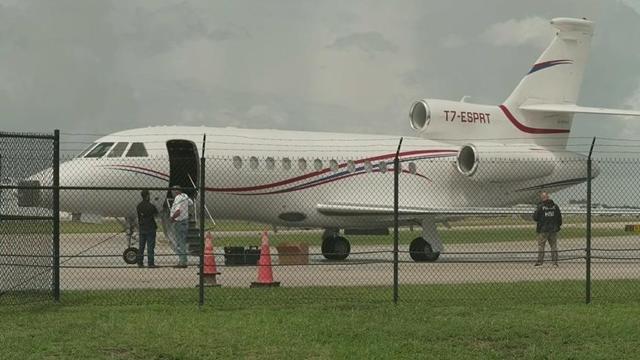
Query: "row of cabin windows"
232 156 418 175
80 142 149 158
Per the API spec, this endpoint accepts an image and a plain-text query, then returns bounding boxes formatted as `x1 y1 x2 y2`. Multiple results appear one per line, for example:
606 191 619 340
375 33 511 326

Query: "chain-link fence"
2 131 640 306
0 131 57 304
590 158 640 302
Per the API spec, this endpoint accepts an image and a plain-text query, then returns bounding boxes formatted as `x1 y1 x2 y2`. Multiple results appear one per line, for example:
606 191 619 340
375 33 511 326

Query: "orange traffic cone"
250 230 280 288
201 231 221 287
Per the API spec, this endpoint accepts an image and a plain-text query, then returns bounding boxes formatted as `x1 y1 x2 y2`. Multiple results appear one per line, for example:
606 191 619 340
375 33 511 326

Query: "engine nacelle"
409 99 498 141
455 143 557 182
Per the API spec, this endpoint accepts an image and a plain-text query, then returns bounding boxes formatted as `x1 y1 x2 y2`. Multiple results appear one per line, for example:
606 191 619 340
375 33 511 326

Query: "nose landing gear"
123 247 139 265
119 217 139 265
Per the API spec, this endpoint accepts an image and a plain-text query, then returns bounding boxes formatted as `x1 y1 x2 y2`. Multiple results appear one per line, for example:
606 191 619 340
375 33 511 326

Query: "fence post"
53 129 60 302
198 135 206 306
586 137 596 304
393 137 403 304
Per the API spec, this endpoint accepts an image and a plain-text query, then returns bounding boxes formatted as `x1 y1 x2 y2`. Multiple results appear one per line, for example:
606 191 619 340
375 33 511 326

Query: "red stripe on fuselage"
205 150 455 192
230 168 432 195
111 164 170 178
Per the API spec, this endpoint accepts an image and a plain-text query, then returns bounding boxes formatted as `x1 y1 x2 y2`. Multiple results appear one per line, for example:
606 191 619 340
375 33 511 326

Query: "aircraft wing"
316 203 640 216
520 104 640 117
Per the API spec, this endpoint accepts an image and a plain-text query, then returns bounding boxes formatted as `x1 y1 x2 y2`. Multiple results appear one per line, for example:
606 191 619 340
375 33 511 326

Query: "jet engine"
409 100 432 131
408 99 497 141
455 143 557 183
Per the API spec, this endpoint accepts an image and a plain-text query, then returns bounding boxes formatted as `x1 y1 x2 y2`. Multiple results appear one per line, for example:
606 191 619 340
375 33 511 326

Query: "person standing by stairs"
136 189 158 268
170 185 193 268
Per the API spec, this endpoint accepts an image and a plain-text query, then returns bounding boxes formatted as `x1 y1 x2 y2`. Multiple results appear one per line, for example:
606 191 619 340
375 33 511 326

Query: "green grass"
2 280 640 359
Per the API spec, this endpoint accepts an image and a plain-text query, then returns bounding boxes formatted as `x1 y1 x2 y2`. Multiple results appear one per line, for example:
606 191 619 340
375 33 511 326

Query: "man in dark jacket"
532 191 562 266
137 189 159 268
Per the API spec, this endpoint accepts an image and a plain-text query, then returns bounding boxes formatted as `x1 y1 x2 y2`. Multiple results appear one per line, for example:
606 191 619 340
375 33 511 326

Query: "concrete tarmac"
46 231 640 290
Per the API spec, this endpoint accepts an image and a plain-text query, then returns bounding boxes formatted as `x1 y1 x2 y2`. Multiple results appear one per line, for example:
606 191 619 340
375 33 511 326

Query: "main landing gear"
319 219 443 263
321 229 351 260
409 237 440 262
409 218 443 262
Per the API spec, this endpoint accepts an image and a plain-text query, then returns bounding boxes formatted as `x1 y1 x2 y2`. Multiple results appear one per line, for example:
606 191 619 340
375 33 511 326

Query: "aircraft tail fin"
504 18 594 109
500 18 640 146
411 18 640 146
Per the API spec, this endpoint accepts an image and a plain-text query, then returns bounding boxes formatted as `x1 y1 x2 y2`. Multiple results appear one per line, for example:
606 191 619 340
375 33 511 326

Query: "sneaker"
137 263 144 268
148 264 158 269
173 264 187 269
534 263 543 267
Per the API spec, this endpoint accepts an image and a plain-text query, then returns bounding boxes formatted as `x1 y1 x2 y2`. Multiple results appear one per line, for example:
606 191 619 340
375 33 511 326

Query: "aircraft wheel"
322 235 351 260
409 237 440 262
123 247 139 265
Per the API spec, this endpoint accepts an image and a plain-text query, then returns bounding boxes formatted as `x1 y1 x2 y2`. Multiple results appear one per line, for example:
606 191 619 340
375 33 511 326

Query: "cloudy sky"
1 0 639 153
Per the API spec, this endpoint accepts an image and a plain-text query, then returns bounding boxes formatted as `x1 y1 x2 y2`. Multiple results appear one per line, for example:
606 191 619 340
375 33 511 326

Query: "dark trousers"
138 231 156 266
537 232 558 264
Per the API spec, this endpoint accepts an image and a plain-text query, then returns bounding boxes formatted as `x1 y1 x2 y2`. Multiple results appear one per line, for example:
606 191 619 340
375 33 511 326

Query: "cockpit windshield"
85 142 114 158
107 142 129 158
77 143 97 158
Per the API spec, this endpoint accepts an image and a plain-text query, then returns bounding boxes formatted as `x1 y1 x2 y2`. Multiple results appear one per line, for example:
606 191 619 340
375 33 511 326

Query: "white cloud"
180 108 207 125
441 34 466 49
246 105 288 127
214 105 289 129
621 0 640 14
481 16 554 49
327 32 398 56
0 0 637 146
624 84 640 109
618 81 640 138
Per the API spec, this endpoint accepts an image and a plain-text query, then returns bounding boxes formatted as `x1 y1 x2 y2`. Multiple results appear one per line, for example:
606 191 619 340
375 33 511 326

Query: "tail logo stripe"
527 59 573 75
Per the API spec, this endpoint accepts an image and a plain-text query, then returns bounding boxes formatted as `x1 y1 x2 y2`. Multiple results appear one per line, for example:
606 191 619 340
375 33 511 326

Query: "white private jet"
17 17 640 263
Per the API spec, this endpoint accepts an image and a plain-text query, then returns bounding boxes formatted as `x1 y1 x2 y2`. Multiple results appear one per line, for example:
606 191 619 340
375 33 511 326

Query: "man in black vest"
532 191 562 267
137 189 159 268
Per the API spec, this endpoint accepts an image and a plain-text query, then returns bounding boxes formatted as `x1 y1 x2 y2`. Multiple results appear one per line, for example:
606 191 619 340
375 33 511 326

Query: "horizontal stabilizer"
520 104 640 117
317 203 640 216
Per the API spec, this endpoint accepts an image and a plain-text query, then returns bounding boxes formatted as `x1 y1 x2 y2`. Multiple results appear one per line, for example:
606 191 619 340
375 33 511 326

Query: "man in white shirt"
169 185 193 267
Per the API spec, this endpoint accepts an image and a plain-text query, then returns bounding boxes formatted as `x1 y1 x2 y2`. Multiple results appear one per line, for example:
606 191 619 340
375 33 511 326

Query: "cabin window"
364 160 373 173
233 156 243 169
379 161 387 173
250 156 259 169
313 159 323 171
107 142 129 158
329 160 339 172
266 157 275 170
408 162 417 175
126 142 148 157
298 158 307 171
347 160 356 173
282 158 292 170
85 142 114 158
